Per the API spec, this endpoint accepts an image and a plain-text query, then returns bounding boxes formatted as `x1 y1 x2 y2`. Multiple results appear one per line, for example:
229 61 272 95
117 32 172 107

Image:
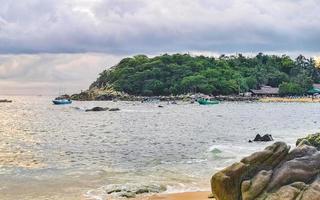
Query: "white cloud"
0 53 122 95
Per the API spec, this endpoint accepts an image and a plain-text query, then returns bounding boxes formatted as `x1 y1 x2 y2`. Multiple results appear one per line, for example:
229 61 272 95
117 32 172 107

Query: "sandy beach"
133 192 211 200
259 97 320 103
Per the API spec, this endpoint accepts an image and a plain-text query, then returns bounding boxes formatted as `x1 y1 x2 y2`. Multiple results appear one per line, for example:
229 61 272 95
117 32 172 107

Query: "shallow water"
1 96 320 199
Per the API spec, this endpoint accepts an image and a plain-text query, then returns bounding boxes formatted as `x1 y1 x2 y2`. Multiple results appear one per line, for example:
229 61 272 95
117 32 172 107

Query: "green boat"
307 88 320 95
197 98 220 105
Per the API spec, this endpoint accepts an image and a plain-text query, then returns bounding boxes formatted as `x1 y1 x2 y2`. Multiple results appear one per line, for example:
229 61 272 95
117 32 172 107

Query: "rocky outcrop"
71 85 261 102
85 107 120 112
70 84 263 103
0 99 12 103
109 108 120 111
71 91 95 101
210 134 320 200
249 134 274 142
296 133 320 150
70 87 132 101
85 107 109 112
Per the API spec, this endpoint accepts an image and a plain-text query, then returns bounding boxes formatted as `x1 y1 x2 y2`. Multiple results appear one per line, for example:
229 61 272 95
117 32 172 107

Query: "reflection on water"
1 96 320 199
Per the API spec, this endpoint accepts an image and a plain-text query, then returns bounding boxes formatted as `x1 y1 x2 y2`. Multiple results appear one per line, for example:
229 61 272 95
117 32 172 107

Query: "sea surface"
1 96 320 200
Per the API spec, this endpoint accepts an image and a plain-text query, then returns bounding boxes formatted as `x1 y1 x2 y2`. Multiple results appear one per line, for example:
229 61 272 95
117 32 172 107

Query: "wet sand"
134 192 211 200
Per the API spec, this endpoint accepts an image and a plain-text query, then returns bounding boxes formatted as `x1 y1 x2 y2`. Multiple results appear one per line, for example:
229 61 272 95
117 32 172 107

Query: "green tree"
267 71 289 87
279 82 304 96
144 80 165 96
181 75 210 94
90 53 320 96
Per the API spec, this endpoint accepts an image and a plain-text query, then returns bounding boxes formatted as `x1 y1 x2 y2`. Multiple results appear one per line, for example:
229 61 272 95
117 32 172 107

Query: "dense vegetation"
91 53 320 96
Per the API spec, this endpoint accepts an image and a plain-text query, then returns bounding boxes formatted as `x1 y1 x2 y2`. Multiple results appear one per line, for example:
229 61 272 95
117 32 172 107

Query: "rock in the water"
296 133 320 150
104 183 166 198
85 107 108 112
109 108 120 111
253 134 273 142
210 137 320 200
0 99 12 103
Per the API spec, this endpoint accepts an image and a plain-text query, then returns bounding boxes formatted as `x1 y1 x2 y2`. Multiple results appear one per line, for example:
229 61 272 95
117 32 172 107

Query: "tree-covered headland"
90 53 320 96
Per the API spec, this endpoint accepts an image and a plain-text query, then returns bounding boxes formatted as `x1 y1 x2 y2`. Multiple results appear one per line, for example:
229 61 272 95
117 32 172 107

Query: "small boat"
52 98 72 105
197 98 219 105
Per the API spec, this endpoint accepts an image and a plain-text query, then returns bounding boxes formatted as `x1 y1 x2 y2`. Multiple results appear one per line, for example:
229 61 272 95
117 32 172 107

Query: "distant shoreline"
69 91 320 103
69 89 260 102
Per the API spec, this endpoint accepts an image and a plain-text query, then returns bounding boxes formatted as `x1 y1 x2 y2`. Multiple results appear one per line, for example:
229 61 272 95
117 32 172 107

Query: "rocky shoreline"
70 88 259 102
210 133 320 200
70 89 320 104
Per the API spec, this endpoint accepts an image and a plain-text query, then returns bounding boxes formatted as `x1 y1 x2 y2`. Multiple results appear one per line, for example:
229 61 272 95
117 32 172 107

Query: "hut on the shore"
250 85 279 97
313 84 320 90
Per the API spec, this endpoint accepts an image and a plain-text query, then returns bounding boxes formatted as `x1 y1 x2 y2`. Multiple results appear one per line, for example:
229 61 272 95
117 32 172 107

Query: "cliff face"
210 133 320 200
70 87 131 101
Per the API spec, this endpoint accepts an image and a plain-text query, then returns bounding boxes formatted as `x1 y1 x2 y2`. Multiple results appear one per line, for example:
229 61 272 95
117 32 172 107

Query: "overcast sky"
0 0 320 95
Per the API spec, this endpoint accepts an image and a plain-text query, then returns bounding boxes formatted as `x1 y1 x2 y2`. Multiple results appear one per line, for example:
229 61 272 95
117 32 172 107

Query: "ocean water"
1 96 320 200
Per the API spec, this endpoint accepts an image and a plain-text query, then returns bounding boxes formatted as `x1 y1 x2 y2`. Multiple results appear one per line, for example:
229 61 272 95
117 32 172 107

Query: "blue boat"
52 98 72 105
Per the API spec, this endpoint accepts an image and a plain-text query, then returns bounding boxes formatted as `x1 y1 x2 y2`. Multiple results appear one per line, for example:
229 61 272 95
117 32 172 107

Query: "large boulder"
300 177 320 200
211 142 289 200
210 136 320 200
241 170 272 200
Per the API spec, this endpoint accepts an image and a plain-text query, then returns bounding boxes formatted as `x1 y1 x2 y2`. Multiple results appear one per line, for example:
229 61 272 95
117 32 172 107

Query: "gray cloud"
1 0 320 95
0 0 319 54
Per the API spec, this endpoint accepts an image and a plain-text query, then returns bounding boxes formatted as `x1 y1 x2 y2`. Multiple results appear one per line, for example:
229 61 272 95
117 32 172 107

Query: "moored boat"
52 98 72 105
197 98 219 105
